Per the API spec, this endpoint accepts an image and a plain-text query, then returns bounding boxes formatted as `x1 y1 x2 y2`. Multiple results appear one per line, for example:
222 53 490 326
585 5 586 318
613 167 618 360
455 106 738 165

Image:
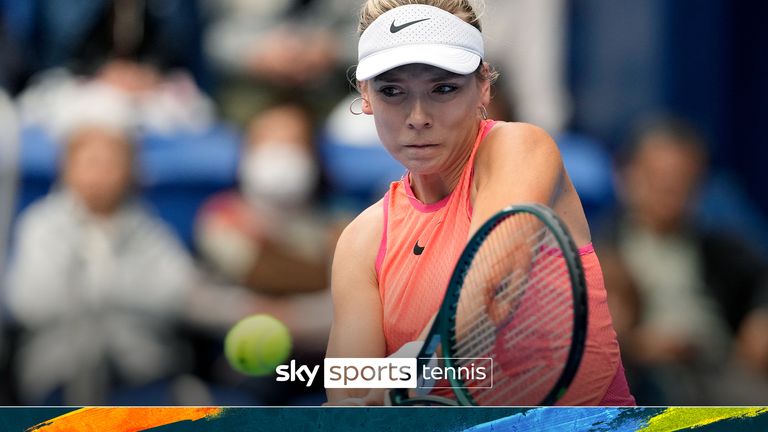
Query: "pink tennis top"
375 119 634 405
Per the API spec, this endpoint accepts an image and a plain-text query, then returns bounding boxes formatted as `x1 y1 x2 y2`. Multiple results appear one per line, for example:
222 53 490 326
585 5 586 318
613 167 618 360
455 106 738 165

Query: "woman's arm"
470 122 565 236
325 201 387 402
470 122 592 248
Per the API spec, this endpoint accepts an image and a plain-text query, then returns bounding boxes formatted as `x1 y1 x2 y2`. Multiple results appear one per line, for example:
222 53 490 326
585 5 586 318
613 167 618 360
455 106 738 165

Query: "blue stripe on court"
462 407 655 432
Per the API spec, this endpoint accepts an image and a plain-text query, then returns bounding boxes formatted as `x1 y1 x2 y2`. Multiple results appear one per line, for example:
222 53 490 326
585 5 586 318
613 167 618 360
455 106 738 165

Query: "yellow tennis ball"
224 314 292 376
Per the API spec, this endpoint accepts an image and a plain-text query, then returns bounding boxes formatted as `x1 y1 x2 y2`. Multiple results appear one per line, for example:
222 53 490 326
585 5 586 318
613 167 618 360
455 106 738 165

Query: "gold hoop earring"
349 97 366 116
479 105 489 120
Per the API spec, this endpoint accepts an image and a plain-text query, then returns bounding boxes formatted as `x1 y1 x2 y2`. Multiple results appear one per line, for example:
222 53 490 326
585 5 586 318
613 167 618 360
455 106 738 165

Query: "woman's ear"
358 81 374 115
479 62 492 107
362 97 373 115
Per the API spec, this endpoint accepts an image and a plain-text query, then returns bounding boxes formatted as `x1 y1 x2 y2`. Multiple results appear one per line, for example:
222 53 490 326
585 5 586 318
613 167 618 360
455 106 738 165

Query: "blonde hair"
358 0 484 34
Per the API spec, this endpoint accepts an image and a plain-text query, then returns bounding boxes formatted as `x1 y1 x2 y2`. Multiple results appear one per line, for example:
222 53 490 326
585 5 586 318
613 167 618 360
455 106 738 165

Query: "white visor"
356 4 484 81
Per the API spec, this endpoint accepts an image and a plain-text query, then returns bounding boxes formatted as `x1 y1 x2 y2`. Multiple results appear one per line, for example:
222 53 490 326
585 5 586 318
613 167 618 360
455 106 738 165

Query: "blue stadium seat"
16 125 241 249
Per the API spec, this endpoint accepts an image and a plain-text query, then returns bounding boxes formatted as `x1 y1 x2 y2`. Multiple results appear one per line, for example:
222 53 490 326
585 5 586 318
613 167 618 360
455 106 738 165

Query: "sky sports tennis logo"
275 358 492 388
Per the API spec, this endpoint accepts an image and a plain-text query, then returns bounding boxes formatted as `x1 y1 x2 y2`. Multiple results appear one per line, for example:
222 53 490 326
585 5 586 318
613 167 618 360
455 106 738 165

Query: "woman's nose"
407 98 432 129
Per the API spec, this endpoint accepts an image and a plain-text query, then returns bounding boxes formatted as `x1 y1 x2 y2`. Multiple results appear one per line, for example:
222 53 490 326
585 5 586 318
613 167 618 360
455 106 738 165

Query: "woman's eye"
379 87 404 97
434 84 458 94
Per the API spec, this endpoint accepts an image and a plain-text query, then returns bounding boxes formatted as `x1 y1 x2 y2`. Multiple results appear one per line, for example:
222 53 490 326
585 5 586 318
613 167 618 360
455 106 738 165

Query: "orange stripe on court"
27 407 223 432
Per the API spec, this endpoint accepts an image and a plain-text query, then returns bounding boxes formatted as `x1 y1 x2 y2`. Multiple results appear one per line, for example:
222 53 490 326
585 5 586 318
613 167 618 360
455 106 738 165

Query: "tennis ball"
224 314 292 376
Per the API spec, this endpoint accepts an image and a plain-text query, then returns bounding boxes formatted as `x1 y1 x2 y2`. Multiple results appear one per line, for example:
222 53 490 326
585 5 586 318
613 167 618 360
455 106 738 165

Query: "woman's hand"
323 388 389 406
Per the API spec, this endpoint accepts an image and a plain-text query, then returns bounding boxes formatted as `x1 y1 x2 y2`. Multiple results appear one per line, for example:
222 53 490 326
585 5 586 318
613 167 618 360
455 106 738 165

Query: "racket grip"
388 340 439 400
390 340 440 397
415 355 438 396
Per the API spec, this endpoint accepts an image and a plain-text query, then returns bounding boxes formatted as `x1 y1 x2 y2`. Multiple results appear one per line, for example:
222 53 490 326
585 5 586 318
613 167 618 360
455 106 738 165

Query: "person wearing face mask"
240 143 319 209
194 101 340 404
196 101 340 296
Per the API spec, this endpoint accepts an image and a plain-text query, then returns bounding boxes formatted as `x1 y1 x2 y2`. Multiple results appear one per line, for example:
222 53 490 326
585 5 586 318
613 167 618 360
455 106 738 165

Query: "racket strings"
496 272 572 345
452 263 571 358
451 221 553 355
453 243 571 338
452 264 573 394
480 320 575 405
451 221 553 333
449 213 576 405
451 226 569 353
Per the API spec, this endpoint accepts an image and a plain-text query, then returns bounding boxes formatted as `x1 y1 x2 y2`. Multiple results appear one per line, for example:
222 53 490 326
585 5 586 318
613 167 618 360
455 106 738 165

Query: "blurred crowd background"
0 0 767 406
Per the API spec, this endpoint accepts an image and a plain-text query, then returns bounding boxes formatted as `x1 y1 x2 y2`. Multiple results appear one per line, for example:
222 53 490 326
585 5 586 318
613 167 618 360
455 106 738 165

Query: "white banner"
324 358 418 388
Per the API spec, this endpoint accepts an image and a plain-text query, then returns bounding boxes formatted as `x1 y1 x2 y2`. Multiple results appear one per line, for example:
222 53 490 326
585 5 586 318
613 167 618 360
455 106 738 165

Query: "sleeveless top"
375 119 634 405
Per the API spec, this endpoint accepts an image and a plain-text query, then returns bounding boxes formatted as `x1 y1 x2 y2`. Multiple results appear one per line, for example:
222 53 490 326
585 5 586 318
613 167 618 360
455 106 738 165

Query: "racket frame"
389 204 588 406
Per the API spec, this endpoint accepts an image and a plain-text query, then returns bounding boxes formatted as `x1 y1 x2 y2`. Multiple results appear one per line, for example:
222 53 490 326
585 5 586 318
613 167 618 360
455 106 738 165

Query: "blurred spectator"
202 0 358 126
195 101 339 404
0 0 207 94
598 116 768 404
196 101 339 295
17 62 215 139
3 123 202 405
7 0 215 139
4 115 334 404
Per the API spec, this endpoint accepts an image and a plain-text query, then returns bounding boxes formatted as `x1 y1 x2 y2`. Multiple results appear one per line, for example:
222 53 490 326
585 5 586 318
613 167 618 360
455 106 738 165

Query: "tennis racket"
389 203 588 406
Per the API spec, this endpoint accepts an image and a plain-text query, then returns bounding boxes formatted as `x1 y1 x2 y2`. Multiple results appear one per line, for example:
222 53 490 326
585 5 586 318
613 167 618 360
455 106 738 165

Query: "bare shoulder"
478 121 561 166
468 122 569 236
337 198 384 256
333 197 385 284
474 122 563 191
472 122 592 244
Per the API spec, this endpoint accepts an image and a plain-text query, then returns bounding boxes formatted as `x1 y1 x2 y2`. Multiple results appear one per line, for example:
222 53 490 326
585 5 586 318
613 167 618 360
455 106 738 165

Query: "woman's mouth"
404 143 438 148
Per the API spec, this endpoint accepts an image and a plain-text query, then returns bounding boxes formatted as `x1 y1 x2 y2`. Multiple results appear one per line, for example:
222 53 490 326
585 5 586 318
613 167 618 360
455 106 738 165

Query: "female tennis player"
326 0 634 406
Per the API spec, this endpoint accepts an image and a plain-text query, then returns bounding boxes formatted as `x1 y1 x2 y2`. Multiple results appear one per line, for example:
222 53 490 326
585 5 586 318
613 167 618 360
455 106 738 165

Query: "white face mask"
239 143 319 207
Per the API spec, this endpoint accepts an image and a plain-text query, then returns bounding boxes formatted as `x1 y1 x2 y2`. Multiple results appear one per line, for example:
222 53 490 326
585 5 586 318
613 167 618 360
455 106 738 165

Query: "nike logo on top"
390 18 430 33
413 241 425 256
